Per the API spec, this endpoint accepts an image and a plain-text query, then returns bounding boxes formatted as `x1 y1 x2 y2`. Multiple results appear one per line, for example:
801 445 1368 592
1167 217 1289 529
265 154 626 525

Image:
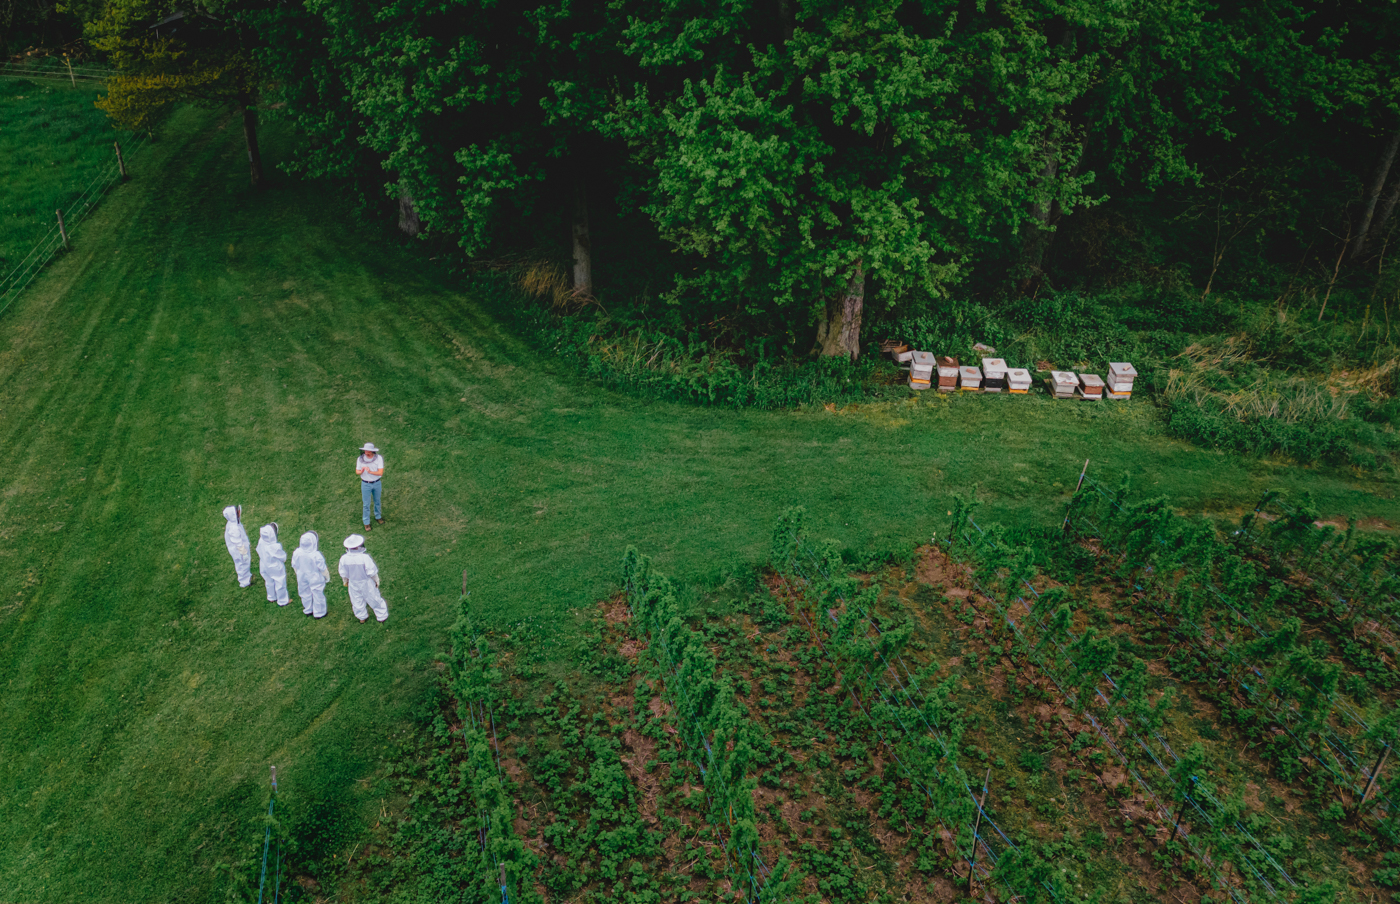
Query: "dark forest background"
9 0 1400 466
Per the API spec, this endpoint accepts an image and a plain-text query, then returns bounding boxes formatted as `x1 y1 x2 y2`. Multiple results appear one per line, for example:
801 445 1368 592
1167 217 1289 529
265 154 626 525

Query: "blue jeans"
361 480 382 525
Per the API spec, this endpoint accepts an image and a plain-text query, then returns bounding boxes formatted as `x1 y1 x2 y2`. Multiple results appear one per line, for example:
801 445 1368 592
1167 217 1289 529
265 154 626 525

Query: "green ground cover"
0 77 125 267
0 101 1396 903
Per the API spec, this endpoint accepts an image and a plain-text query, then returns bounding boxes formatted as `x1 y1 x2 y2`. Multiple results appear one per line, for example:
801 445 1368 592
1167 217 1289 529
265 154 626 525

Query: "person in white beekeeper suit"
338 534 389 623
257 523 291 606
223 505 252 588
290 531 331 618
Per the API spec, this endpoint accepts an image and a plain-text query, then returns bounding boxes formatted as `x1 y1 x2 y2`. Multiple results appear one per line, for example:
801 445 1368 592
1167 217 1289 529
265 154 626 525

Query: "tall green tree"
82 1 267 186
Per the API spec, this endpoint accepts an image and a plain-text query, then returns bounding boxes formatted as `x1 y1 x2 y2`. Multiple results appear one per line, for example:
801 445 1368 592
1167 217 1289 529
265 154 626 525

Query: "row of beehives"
906 352 1137 399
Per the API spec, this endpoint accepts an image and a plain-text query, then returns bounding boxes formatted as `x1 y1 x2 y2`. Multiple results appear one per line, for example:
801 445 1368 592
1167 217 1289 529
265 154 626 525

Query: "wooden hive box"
1049 371 1078 398
1078 373 1104 400
1007 367 1032 394
959 365 982 390
936 355 959 391
981 357 1007 392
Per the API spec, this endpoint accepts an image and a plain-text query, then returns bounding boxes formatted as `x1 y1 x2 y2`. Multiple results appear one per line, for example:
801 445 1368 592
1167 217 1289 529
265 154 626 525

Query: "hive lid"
1108 362 1137 379
981 357 1007 374
1007 367 1031 379
936 355 959 369
959 365 982 379
1051 370 1078 386
910 351 935 366
1079 373 1105 388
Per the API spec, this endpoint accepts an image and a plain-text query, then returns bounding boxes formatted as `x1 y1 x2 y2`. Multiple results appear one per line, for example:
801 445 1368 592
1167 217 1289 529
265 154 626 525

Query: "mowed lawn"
0 77 130 267
0 104 1395 903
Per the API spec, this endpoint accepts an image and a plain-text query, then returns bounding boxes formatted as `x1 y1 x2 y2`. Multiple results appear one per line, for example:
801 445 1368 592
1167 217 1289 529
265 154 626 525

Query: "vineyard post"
57 209 68 250
1062 459 1089 533
967 767 990 895
115 141 127 179
1169 793 1189 844
64 55 75 86
1361 744 1391 806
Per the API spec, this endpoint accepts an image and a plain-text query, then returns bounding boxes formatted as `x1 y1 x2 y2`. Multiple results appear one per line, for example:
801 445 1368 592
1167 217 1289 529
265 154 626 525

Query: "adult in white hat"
290 531 331 618
338 534 389 623
355 442 385 531
222 505 252 588
257 523 291 606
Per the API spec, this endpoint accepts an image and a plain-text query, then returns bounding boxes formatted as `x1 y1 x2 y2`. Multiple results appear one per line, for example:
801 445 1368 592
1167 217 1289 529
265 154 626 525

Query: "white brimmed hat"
344 534 366 549
359 442 379 453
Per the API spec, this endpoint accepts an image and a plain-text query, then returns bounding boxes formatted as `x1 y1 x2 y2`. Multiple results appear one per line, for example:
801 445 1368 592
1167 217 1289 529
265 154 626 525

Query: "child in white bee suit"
338 534 389 623
290 531 331 618
222 505 252 588
257 523 291 606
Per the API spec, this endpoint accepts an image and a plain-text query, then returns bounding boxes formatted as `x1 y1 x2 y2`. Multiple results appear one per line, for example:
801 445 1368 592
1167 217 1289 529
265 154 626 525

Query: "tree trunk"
1369 174 1400 253
239 91 263 189
1350 130 1400 259
775 0 795 42
571 175 592 295
1019 151 1060 285
815 263 865 361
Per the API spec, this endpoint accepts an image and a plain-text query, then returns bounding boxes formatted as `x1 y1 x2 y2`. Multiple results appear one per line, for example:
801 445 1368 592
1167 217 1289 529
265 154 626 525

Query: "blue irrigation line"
256 768 277 904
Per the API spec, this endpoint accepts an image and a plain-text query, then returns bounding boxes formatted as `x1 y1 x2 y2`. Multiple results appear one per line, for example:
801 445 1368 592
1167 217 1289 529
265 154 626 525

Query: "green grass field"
0 77 129 268
0 98 1396 903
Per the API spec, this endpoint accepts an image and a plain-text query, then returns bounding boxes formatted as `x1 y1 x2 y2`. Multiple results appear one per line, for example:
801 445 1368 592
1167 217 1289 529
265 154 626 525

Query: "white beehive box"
895 349 915 363
981 357 1007 392
959 365 982 390
1049 371 1078 398
1107 361 1136 397
1007 368 1032 394
1078 373 1104 400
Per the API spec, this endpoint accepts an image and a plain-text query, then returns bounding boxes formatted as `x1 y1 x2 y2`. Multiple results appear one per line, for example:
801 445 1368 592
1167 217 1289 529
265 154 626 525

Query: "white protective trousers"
257 525 291 606
338 549 389 622
223 506 252 587
291 531 331 618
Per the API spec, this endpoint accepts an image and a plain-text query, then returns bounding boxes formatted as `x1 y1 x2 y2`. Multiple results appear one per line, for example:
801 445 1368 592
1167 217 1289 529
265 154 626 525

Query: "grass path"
0 106 1394 903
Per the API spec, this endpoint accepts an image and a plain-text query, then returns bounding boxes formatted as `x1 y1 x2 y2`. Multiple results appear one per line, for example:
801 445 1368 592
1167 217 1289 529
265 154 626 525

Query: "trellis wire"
776 528 1077 903
624 573 783 904
1067 475 1395 816
942 521 1274 904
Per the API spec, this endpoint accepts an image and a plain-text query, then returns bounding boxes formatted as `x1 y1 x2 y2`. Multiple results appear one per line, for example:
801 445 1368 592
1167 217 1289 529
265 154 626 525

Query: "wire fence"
0 130 149 321
0 61 115 83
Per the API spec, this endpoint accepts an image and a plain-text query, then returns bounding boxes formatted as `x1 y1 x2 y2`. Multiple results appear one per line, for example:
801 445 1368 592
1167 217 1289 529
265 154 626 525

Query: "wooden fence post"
115 141 127 179
56 210 68 250
64 56 75 87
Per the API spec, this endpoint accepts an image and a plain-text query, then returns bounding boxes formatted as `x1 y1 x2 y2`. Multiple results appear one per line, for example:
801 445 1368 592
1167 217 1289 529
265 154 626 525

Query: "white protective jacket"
257 524 290 605
338 547 389 622
223 505 252 587
291 531 330 616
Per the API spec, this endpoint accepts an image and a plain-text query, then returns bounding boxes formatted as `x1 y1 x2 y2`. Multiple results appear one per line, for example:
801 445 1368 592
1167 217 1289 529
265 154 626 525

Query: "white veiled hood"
298 531 319 554
223 505 241 524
